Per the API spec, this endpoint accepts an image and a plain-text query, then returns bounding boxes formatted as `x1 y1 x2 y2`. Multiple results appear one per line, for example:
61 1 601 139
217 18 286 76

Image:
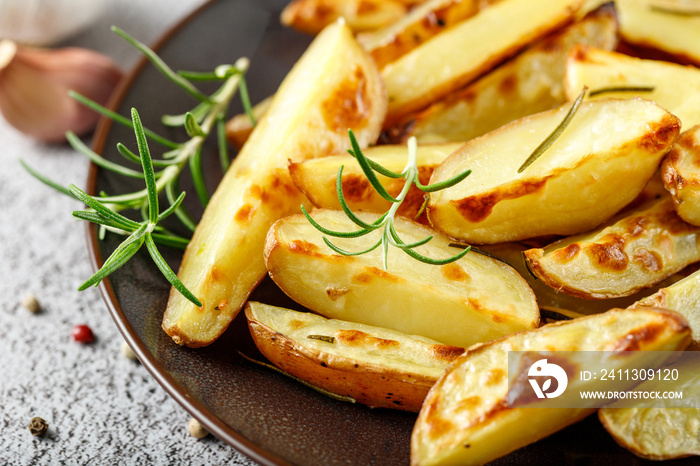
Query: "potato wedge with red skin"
411 307 691 466
523 197 700 299
264 209 539 348
403 6 618 144
427 98 681 244
288 142 464 223
245 301 465 412
162 21 386 347
663 126 700 227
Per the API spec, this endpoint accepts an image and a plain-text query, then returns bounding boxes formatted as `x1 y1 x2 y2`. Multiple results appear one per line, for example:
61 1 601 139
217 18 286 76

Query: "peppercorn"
71 324 95 343
28 417 48 437
21 293 41 313
188 417 209 439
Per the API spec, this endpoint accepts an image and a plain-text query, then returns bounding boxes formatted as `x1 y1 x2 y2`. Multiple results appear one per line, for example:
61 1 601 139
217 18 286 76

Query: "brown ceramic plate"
87 1 698 465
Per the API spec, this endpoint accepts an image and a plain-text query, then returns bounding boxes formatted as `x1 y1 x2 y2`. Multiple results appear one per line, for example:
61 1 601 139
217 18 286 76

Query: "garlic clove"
0 40 123 143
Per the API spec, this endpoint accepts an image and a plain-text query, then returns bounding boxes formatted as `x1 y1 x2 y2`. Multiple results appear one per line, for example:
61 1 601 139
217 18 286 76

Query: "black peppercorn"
28 417 48 437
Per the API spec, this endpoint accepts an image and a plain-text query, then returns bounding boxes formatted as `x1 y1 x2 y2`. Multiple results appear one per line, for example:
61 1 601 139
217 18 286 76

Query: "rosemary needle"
303 130 472 269
517 86 587 174
23 27 256 307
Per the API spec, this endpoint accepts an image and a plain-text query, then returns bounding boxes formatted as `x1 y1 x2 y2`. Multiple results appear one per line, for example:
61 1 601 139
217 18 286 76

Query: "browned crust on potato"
418 307 690 440
598 410 700 461
244 305 449 412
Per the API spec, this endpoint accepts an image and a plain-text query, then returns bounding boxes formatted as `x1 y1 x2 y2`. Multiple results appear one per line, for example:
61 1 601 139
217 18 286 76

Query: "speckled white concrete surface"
0 1 257 464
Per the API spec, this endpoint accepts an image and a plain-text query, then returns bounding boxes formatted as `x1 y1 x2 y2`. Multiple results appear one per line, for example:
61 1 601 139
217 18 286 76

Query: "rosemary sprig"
302 130 473 269
23 27 256 307
75 108 201 307
589 85 656 97
518 86 587 173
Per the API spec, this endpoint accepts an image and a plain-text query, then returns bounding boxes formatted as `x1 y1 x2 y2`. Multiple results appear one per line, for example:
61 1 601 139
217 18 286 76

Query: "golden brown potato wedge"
404 6 618 144
288 142 464 222
663 125 700 226
224 95 272 149
480 240 689 316
411 307 692 466
245 301 465 412
523 197 700 299
281 0 408 35
616 0 700 66
600 407 700 460
633 267 700 349
381 0 586 127
162 21 386 347
427 98 681 244
357 0 501 70
599 352 700 460
264 209 539 348
564 45 700 129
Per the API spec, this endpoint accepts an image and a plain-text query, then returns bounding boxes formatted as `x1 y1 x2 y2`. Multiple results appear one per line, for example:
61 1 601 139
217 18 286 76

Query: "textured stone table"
0 1 257 463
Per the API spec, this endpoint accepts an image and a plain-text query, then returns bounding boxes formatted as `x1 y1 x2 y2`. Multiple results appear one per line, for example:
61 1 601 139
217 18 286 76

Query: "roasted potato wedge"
288 142 464 222
245 301 465 412
564 45 700 129
381 0 586 126
411 307 691 466
224 95 272 150
281 0 408 35
481 240 688 316
663 125 700 226
427 98 681 244
264 209 539 348
600 407 700 460
405 6 618 144
523 197 700 299
634 268 700 349
616 0 700 66
599 352 700 460
357 0 500 70
162 21 386 347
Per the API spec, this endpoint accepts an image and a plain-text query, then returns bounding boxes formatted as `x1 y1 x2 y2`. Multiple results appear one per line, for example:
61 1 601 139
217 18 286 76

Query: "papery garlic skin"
0 40 123 143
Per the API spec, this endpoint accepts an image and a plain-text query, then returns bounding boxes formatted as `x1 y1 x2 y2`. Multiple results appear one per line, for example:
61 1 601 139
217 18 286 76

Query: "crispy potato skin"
162 22 386 347
411 307 691 466
599 407 700 460
564 45 700 130
427 98 681 244
245 302 465 412
662 126 700 227
523 197 700 299
281 0 408 35
381 0 586 127
616 0 700 67
358 0 501 70
264 209 539 348
288 143 464 223
404 5 618 144
633 267 700 350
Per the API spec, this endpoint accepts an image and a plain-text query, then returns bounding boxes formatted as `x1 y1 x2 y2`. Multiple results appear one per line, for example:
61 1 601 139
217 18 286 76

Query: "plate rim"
84 1 288 464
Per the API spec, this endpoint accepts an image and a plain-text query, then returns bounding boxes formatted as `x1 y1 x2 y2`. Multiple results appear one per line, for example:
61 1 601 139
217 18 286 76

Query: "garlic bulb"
0 40 123 142
0 0 108 46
